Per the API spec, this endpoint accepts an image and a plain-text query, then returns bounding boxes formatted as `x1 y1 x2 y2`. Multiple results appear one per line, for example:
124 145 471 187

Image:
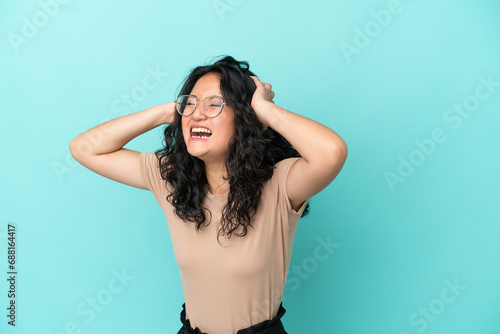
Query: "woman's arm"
69 102 175 190
250 76 348 211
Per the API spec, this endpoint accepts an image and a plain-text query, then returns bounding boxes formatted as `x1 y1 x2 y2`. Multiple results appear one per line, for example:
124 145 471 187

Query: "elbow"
332 139 348 162
326 140 348 172
68 138 77 156
68 138 86 162
339 140 348 162
68 139 78 161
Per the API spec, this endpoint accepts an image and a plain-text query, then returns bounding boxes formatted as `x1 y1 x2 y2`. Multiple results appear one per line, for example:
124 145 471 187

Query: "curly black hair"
155 55 310 245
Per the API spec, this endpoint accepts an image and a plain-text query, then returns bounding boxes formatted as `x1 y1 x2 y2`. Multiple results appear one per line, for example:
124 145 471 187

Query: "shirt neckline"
206 190 229 199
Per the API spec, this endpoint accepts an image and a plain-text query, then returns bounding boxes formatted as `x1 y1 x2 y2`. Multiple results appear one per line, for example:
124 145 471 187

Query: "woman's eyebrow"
190 94 223 98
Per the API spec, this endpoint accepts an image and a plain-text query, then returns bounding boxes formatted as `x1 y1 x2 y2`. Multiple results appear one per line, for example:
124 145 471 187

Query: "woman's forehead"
190 73 222 96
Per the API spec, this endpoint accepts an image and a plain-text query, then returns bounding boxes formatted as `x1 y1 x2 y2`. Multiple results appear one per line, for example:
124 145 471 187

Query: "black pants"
177 302 288 334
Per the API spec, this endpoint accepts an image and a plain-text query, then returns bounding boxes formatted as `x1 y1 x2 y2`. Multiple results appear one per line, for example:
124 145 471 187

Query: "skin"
181 72 235 195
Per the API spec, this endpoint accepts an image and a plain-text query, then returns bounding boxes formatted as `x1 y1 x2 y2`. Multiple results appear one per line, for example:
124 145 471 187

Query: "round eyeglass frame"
174 95 227 118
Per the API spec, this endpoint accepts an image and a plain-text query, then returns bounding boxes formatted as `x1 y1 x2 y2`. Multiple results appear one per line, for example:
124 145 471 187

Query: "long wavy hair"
155 55 310 245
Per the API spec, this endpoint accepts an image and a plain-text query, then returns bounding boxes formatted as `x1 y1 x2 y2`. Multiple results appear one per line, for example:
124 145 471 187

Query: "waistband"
178 302 287 334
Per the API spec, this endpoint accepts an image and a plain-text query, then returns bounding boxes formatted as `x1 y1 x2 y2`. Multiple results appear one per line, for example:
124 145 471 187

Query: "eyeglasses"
175 95 227 118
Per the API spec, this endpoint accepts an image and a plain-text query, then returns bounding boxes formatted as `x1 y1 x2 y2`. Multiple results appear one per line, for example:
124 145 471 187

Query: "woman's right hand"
162 100 178 125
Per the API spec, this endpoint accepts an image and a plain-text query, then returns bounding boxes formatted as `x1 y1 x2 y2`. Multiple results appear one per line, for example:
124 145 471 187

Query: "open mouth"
191 127 213 139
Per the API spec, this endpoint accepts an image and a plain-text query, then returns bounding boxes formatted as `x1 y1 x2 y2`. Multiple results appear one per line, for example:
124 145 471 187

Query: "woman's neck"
204 161 230 195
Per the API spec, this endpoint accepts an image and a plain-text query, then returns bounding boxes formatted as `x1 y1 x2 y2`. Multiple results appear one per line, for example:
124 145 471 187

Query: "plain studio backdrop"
1 0 499 333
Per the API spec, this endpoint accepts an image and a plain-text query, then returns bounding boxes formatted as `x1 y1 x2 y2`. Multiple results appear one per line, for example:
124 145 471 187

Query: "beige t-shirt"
140 152 308 334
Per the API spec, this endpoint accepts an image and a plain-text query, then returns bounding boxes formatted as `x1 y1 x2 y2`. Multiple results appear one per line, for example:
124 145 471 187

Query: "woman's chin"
186 147 207 159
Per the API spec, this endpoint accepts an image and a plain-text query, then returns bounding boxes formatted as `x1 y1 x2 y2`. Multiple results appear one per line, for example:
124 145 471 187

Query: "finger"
250 76 263 85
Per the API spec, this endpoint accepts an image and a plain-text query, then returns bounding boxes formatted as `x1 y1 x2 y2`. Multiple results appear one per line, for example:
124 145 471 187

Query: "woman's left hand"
250 76 275 130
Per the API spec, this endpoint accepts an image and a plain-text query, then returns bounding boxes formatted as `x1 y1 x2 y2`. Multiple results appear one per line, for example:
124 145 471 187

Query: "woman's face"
181 72 235 164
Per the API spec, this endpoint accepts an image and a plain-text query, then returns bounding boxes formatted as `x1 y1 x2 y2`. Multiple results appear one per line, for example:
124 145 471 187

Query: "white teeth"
191 127 212 133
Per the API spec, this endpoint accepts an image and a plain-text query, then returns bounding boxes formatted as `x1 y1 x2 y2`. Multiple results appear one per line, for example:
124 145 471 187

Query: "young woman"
69 56 347 334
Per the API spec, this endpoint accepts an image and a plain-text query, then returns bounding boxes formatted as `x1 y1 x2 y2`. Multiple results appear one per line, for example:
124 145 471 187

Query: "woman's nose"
191 101 207 120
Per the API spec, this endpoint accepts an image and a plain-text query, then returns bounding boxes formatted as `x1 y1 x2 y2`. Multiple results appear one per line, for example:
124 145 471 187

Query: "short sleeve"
139 152 165 196
275 157 309 221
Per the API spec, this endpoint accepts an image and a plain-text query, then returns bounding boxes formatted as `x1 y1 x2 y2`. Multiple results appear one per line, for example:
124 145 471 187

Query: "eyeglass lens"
176 96 223 117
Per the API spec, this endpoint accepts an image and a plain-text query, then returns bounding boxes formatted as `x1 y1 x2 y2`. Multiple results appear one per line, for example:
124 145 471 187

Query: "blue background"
1 0 499 333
